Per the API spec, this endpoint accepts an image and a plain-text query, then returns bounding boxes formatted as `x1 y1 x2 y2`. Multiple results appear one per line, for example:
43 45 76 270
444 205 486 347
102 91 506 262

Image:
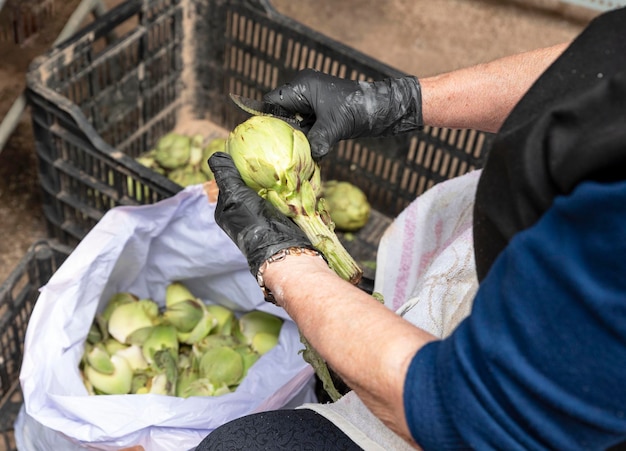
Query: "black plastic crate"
0 240 73 451
26 0 491 276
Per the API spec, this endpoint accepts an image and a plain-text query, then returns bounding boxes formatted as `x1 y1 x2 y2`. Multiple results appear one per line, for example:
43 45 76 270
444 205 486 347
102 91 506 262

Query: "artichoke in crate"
167 134 209 187
168 166 209 187
154 133 191 169
135 149 166 175
321 181 371 232
200 137 227 180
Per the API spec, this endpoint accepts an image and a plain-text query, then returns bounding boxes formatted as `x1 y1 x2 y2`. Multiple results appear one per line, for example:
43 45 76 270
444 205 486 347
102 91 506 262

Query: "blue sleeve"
403 179 626 450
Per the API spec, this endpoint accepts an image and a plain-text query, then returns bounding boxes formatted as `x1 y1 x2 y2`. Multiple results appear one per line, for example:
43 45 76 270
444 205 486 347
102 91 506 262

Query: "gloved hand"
263 69 423 159
208 152 315 279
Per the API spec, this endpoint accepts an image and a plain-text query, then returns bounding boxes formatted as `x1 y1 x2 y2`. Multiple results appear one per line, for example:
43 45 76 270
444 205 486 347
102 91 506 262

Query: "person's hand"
263 69 423 159
208 152 315 280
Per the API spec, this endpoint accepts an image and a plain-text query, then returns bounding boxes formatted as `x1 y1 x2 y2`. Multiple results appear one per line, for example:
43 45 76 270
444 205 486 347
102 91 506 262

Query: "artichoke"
168 166 208 187
141 324 179 365
154 133 191 169
200 138 227 180
84 354 133 395
321 181 371 232
233 310 283 346
198 346 244 387
189 134 205 167
135 149 166 175
107 298 160 344
167 134 210 187
227 116 362 284
136 133 225 187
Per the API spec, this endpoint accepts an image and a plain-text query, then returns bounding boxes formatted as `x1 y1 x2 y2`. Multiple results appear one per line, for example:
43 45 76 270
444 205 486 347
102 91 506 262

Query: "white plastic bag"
15 184 315 451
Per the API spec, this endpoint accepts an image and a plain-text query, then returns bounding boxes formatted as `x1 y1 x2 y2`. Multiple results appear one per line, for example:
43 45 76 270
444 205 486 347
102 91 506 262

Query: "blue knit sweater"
404 179 626 450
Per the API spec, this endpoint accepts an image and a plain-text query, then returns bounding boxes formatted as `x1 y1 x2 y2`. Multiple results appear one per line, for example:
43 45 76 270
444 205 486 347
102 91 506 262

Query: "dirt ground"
0 0 589 283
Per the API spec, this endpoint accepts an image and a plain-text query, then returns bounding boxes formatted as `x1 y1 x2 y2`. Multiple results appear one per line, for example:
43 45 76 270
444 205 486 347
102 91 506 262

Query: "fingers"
264 69 349 160
208 152 245 193
307 123 333 160
263 69 319 113
263 84 311 113
208 152 263 217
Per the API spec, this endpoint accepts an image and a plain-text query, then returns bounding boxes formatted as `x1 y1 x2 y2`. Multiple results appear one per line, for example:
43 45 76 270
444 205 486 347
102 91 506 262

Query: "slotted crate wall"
26 0 491 267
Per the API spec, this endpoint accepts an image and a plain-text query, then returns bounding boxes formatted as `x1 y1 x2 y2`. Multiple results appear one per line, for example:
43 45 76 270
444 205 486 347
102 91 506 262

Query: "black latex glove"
208 152 314 277
263 68 423 159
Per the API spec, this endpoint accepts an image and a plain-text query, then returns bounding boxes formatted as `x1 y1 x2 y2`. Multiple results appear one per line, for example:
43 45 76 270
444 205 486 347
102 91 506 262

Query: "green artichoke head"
168 166 208 187
198 346 244 387
226 116 319 213
322 181 371 231
201 137 227 180
154 133 191 169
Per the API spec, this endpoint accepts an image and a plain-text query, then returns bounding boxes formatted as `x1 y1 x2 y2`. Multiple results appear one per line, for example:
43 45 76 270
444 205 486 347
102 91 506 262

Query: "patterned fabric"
194 409 363 450
376 169 480 335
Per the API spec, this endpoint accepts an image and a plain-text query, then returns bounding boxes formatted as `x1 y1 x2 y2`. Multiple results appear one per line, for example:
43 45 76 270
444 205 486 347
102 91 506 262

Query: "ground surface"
0 0 588 282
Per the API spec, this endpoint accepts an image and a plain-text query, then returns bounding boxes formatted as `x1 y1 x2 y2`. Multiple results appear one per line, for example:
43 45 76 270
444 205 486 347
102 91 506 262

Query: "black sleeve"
472 6 626 281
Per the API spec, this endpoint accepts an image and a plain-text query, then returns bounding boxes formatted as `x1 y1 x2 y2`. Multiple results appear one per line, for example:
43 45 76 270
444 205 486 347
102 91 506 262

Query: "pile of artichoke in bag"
81 282 283 397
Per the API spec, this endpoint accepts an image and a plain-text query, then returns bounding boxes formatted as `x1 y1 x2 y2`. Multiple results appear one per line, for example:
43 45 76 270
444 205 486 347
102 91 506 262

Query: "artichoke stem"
299 333 342 402
292 213 363 285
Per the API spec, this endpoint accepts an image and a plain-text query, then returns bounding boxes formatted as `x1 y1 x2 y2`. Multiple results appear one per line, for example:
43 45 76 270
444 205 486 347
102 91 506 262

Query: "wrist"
395 75 424 131
367 75 423 136
256 247 327 304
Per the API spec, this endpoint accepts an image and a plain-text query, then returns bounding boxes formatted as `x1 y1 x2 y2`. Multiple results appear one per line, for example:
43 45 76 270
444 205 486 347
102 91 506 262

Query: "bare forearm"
264 254 436 444
421 42 569 133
